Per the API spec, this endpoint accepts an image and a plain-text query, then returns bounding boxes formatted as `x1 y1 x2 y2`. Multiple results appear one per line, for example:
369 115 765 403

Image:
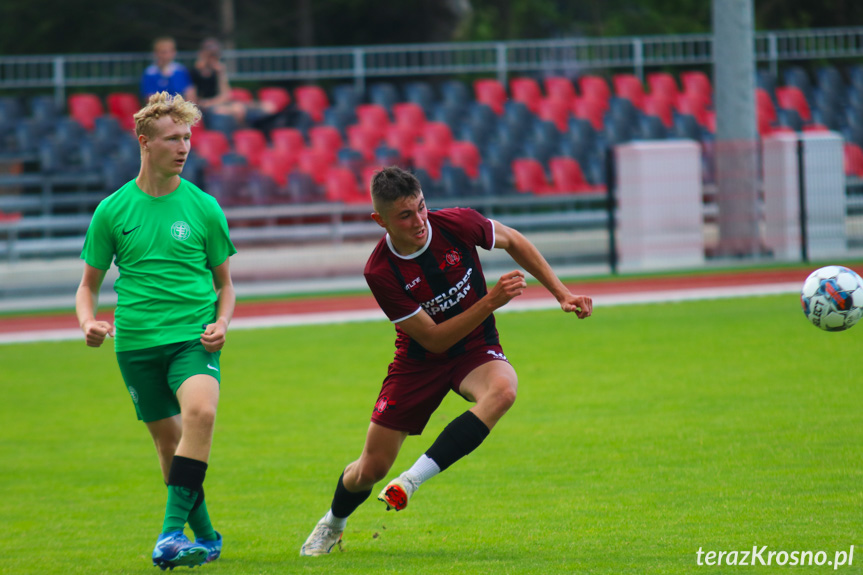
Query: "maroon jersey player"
364 206 500 361
300 166 592 556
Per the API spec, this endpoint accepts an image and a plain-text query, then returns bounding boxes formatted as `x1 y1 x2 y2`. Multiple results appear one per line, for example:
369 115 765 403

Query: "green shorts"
116 339 221 423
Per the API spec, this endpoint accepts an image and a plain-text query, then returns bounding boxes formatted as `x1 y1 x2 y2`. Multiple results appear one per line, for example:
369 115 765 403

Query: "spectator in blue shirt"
141 37 192 99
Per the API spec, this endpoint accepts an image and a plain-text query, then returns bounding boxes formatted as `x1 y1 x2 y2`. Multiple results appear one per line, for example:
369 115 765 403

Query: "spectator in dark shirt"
186 38 277 127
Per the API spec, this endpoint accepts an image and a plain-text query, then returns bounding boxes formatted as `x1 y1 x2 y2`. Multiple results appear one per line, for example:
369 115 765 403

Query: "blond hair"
133 91 202 138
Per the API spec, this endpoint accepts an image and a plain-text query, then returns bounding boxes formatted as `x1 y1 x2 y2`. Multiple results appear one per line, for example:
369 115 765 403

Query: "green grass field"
3 294 863 574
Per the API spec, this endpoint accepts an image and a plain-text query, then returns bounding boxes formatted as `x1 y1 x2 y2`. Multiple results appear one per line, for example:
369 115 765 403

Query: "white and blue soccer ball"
800 265 863 331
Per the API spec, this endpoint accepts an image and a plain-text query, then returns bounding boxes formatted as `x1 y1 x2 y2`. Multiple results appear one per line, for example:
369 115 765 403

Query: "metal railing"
2 27 862 107
0 190 610 263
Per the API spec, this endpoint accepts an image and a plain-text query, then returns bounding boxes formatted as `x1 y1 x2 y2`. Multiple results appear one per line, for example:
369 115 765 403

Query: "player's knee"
488 378 517 414
182 403 217 430
356 459 391 486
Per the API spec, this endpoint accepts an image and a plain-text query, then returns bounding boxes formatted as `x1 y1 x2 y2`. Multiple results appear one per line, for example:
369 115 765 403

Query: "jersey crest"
439 248 462 270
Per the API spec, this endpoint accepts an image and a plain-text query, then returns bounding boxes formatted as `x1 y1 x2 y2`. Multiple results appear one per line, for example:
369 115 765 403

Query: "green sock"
188 495 217 541
162 485 198 534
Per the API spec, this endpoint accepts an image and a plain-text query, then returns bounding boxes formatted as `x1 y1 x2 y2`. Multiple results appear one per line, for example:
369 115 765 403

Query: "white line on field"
0 282 801 345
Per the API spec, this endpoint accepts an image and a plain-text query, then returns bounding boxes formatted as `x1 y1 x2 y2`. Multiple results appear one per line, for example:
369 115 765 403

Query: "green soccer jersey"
81 178 237 352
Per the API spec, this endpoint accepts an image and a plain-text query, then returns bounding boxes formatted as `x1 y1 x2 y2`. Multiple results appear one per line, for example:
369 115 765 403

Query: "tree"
755 0 863 30
0 0 859 57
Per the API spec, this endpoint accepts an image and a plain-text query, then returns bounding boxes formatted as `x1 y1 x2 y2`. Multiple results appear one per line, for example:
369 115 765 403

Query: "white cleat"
377 473 418 511
300 521 343 556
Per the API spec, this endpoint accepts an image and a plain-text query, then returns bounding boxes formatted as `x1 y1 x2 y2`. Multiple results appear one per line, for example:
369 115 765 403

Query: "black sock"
168 455 208 491
330 472 372 519
425 410 490 471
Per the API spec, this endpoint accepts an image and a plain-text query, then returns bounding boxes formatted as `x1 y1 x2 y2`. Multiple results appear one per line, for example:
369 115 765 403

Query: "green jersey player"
75 91 236 570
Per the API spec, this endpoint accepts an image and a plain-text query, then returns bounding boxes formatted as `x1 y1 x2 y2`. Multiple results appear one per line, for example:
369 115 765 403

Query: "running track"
0 268 807 345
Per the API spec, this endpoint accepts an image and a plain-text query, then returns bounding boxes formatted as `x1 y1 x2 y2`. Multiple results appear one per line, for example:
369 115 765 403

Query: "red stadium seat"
412 144 446 180
356 104 391 129
703 110 716 134
230 87 254 102
537 98 571 132
642 94 674 129
232 129 268 167
421 121 454 153
385 124 420 161
675 93 710 127
544 77 576 105
844 142 863 178
473 79 507 115
258 148 297 187
0 209 22 222
270 128 306 154
572 96 607 131
613 74 646 110
353 104 389 145
324 166 369 204
106 92 140 132
68 93 104 131
346 124 383 162
297 147 335 185
449 141 481 179
511 158 553 194
308 125 343 161
510 77 543 114
578 75 611 104
193 130 230 169
258 87 291 113
756 88 778 126
392 102 426 130
680 70 712 103
757 108 772 135
647 72 680 100
294 85 330 123
548 156 597 193
775 86 812 123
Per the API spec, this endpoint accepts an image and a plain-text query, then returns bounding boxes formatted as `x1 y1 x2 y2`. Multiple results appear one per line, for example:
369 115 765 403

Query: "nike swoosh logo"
122 225 141 235
207 364 219 372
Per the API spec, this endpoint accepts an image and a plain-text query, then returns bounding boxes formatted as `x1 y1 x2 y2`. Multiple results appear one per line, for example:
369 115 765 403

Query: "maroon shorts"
371 344 510 436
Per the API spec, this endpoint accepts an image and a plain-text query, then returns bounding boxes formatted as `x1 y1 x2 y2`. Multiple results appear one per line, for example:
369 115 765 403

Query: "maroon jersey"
364 208 498 361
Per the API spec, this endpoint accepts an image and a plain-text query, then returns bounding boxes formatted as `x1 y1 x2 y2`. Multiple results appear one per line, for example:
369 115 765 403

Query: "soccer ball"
800 265 863 331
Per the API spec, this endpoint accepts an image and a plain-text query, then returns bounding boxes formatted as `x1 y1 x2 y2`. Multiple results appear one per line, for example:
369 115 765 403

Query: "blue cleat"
152 531 208 570
195 531 222 564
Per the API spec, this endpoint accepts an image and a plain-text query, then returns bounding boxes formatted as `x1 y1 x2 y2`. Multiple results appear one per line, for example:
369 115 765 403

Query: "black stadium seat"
440 164 473 198
331 84 362 110
29 95 60 122
404 81 436 114
368 82 400 111
439 79 471 109
0 97 23 124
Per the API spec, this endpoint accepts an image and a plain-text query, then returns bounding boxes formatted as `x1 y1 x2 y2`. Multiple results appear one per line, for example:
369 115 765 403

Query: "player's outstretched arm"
201 258 236 353
492 220 592 319
397 270 527 354
75 263 114 347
